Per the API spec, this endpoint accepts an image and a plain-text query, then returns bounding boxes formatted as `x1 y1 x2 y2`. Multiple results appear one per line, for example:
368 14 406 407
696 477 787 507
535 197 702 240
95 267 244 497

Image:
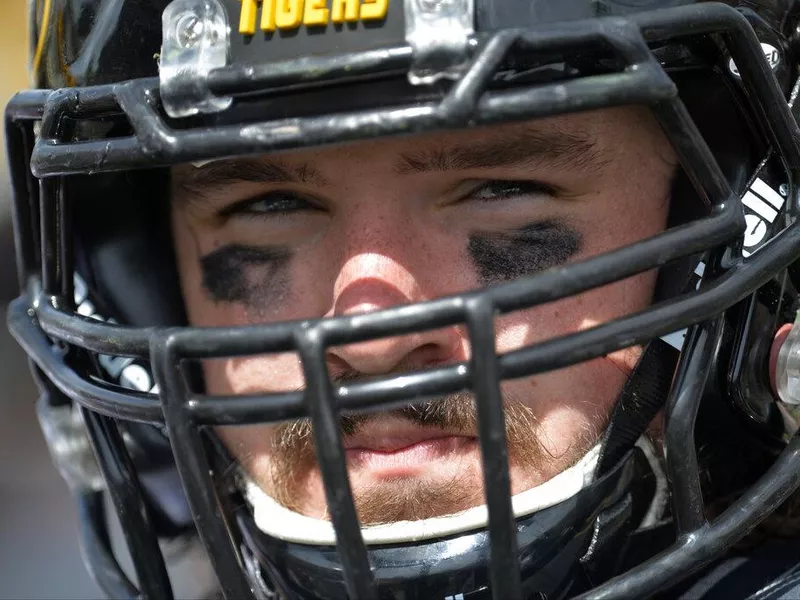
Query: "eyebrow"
394 127 608 175
176 126 606 200
177 157 328 197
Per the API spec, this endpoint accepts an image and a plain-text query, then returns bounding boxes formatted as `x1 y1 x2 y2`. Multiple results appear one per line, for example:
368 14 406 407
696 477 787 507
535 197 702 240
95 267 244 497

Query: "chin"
289 454 551 524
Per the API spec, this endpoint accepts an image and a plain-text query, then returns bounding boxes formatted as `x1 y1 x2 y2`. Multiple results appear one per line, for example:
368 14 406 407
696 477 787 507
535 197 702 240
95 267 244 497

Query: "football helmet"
7 0 800 598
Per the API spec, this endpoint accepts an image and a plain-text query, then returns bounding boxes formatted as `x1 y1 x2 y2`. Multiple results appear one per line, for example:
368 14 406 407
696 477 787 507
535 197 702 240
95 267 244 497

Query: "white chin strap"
245 443 602 546
245 438 667 546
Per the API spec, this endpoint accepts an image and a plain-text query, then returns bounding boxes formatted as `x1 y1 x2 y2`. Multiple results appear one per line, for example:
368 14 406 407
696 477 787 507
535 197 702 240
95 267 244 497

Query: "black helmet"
7 0 800 598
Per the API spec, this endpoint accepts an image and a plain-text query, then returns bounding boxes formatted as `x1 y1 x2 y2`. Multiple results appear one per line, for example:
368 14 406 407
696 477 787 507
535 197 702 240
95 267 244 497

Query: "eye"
467 180 557 202
220 191 320 218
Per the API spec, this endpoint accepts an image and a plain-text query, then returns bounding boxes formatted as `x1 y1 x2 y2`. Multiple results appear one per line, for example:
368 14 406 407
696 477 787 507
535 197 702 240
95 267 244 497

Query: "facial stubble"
259 390 600 524
203 219 594 523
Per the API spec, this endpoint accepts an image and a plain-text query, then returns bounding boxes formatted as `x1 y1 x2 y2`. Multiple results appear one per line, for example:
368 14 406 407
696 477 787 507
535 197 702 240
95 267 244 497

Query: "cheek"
491 272 655 452
501 356 629 457
493 269 656 353
171 214 206 324
204 353 306 474
217 424 276 482
203 352 305 396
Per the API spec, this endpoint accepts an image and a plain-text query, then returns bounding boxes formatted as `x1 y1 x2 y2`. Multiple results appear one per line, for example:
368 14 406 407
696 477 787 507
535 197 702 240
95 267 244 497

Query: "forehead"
174 106 668 183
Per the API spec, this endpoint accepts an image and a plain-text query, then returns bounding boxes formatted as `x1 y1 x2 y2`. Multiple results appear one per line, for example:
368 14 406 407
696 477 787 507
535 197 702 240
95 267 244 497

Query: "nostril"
326 353 355 381
410 342 465 368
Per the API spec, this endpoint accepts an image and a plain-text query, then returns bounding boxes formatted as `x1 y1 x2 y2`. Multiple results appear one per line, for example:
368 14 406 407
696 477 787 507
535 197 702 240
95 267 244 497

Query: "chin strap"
577 338 680 587
595 338 679 477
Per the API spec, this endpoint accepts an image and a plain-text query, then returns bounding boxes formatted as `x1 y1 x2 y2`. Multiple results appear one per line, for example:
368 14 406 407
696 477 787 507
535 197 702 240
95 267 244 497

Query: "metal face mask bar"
6 2 800 599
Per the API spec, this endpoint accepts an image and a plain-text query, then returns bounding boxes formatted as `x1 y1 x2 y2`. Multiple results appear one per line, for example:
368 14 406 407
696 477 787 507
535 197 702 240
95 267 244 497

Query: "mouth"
343 417 478 478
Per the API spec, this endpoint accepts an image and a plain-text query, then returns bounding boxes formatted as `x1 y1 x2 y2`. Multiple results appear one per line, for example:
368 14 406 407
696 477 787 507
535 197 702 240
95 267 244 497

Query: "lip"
342 417 471 452
342 417 477 476
345 437 476 473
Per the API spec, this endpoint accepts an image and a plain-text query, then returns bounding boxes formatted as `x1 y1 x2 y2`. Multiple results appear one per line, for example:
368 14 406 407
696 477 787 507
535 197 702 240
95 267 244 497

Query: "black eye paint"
468 219 583 285
200 244 291 307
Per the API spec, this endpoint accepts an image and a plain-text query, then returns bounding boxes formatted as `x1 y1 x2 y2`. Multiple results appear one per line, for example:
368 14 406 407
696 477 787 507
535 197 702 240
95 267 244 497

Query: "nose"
325 256 464 377
328 324 463 377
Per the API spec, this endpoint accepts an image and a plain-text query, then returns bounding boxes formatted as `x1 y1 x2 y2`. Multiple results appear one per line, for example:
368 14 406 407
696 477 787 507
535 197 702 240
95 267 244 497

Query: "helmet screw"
175 12 205 48
780 183 789 197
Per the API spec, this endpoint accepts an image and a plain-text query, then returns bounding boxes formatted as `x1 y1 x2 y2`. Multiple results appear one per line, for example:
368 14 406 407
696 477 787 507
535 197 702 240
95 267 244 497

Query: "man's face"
171 106 676 524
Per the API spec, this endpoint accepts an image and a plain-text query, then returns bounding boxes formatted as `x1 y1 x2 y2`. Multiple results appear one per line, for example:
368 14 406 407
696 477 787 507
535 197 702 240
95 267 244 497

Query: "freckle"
530 379 537 388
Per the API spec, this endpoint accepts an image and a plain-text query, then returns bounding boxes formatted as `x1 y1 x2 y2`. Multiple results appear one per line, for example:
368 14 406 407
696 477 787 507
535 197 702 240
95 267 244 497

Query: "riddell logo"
661 177 785 351
741 177 785 257
729 42 781 77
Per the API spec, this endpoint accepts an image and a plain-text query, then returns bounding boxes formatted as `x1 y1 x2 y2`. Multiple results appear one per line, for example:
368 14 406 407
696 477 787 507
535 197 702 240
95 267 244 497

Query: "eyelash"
221 179 556 219
466 180 557 203
220 192 318 218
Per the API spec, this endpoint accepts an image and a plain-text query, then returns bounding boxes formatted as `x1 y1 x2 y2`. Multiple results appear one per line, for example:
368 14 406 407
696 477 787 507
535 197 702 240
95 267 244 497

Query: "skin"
171 106 677 524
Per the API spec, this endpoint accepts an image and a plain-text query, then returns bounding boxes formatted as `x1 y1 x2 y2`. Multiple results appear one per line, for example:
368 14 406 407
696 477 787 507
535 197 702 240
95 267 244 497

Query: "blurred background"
0 2 104 598
0 3 220 597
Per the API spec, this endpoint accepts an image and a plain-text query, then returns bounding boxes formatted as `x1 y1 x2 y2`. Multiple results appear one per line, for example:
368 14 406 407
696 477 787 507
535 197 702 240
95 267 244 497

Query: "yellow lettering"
239 0 260 34
275 0 304 28
240 0 388 33
304 0 329 26
359 0 388 20
330 0 359 22
260 0 276 31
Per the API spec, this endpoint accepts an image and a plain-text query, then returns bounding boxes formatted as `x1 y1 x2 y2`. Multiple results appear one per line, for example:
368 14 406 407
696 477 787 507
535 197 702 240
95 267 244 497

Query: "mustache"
270 370 547 460
261 371 604 522
274 391 479 451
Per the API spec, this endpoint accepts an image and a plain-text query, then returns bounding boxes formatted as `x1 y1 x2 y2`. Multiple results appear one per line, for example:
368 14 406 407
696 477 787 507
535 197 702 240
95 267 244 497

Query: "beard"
251 385 603 525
